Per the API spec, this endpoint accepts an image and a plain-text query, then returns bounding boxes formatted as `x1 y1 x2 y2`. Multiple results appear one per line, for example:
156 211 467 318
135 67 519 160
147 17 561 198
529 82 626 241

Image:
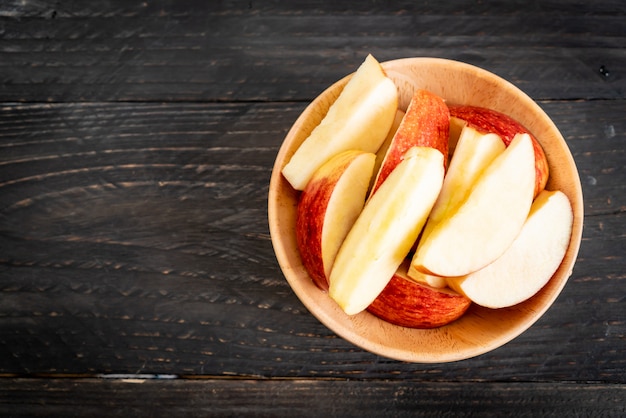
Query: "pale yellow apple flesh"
296 150 376 290
329 146 445 315
408 118 506 288
405 266 448 289
320 152 376 280
282 54 398 190
427 125 506 227
447 190 573 308
448 105 550 198
447 116 467 160
407 126 505 287
411 133 536 277
371 109 405 189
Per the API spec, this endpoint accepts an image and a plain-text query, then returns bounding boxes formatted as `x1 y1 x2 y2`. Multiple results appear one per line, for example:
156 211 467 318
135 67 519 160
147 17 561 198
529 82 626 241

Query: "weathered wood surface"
1 378 625 417
0 100 624 380
0 1 624 102
0 0 624 416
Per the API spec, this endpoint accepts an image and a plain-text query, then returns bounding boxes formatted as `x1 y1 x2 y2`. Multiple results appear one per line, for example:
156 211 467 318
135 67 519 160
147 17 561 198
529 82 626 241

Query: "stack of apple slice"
282 55 574 329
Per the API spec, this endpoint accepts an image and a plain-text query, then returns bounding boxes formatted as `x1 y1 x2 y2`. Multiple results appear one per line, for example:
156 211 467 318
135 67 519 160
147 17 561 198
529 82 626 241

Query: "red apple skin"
296 158 355 291
448 105 549 197
367 267 472 329
371 90 449 195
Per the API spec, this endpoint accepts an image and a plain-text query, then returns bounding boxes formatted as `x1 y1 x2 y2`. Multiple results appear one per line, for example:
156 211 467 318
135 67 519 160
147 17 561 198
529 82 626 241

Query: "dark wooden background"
1 1 624 416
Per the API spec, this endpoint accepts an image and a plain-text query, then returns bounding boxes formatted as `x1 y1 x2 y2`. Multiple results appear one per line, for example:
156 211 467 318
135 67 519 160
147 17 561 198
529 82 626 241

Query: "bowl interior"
268 57 584 362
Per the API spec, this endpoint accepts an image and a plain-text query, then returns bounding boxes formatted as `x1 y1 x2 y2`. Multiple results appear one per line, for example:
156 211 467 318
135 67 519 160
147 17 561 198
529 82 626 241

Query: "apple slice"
408 125 505 287
447 190 573 308
411 133 536 277
425 125 506 228
329 146 445 315
367 260 472 329
296 150 376 291
405 268 448 289
370 89 449 195
282 54 398 190
448 105 549 197
372 109 405 188
447 115 467 161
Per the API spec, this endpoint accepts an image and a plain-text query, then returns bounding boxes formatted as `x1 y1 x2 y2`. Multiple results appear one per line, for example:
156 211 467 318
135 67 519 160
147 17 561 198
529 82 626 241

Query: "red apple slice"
407 126 505 287
427 125 506 228
296 150 376 290
372 109 405 188
329 146 445 315
370 89 449 196
447 115 467 160
447 190 573 308
282 54 398 190
448 104 549 197
367 260 472 329
411 133 536 277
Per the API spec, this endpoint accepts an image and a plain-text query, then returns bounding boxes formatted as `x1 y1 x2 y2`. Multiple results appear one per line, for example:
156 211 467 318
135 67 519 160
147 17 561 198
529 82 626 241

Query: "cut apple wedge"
447 190 573 308
296 150 376 291
368 260 472 329
329 146 445 315
370 89 449 195
447 115 466 161
406 266 447 289
411 133 536 277
426 125 506 227
407 126 505 287
282 54 398 190
371 109 405 189
448 105 549 197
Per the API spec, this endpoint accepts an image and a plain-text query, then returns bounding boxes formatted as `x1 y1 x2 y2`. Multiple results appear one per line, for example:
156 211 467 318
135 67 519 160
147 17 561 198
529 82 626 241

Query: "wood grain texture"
0 0 624 416
0 1 624 102
0 378 625 418
0 101 623 381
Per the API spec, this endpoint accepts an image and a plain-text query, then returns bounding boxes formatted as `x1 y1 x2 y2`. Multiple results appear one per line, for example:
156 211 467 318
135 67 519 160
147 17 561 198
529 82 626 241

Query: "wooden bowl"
268 57 584 362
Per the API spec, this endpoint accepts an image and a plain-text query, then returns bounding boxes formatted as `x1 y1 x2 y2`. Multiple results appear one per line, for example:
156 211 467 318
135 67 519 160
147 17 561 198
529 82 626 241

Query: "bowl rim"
268 56 584 362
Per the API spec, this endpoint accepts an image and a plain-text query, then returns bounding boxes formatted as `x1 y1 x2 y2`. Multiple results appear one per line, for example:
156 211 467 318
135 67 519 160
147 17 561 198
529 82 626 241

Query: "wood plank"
0 378 624 417
0 2 624 102
3 0 626 17
0 1 623 415
0 100 622 216
0 228 622 380
538 101 626 216
0 100 623 380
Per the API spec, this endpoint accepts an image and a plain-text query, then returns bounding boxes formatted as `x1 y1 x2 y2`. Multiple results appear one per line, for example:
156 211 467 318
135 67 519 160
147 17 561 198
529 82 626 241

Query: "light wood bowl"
268 57 584 362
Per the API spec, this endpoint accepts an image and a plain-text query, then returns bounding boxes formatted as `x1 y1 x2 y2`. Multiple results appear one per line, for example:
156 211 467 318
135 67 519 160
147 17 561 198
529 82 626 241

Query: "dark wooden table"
1 1 624 416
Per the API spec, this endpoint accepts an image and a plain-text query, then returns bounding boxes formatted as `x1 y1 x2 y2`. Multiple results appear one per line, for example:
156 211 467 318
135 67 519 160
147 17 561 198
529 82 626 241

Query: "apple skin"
448 104 549 197
367 261 472 329
296 150 375 291
370 89 449 195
